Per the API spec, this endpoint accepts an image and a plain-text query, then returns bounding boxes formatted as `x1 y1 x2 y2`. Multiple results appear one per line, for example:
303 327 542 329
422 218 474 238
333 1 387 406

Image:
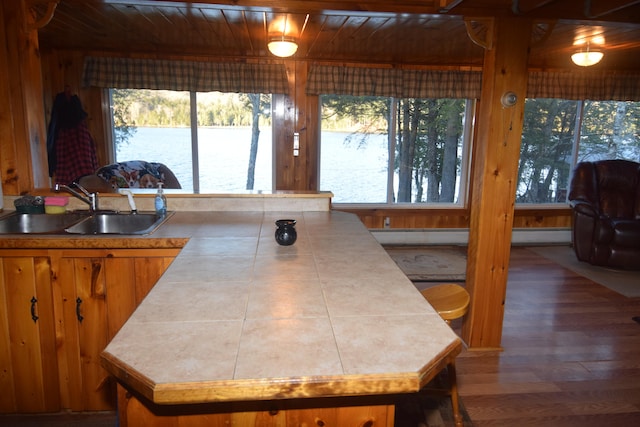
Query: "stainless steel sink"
0 212 90 234
64 212 173 235
0 211 172 235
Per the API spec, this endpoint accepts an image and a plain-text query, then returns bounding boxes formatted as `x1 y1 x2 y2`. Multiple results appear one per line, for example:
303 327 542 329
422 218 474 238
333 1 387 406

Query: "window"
517 99 640 204
319 95 474 205
111 89 272 192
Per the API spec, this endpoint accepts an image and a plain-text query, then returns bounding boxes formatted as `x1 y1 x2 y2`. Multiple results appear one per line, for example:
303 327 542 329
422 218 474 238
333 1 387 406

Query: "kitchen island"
100 209 462 426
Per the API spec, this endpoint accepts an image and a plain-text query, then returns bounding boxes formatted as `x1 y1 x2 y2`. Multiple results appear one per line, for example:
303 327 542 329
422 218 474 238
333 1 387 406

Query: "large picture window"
319 95 474 205
517 99 640 204
111 89 272 193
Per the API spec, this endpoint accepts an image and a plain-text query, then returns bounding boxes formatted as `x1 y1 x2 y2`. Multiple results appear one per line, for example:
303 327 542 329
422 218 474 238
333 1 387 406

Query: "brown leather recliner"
568 159 640 270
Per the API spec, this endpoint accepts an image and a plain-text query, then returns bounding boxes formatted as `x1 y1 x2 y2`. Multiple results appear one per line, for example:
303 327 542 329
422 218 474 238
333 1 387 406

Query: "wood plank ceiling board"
31 0 640 69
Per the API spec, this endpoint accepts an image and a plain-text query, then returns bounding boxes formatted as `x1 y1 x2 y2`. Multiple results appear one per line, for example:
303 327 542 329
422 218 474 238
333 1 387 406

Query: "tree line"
323 95 640 204
112 89 640 202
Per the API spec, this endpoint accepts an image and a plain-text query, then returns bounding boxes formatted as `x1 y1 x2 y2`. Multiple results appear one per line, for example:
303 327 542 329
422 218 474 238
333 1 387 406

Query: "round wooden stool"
420 283 470 427
420 283 470 324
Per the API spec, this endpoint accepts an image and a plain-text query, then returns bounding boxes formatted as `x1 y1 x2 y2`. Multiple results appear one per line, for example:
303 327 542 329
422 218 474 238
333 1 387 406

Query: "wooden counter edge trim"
0 237 190 249
102 351 159 404
152 376 421 405
102 339 463 406
417 339 463 389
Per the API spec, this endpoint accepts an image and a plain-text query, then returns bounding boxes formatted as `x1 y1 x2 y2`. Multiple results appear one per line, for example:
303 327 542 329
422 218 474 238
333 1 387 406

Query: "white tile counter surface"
101 211 462 405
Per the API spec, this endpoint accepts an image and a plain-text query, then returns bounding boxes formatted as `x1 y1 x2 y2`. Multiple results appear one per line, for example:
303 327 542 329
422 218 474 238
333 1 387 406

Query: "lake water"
116 127 391 202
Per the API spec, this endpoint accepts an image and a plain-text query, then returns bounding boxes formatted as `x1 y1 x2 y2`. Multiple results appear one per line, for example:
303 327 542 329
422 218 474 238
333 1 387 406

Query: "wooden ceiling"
33 0 640 70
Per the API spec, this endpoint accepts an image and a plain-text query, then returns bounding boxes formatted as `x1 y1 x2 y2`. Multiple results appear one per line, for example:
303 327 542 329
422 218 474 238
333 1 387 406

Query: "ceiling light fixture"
268 15 298 58
571 43 603 67
268 36 298 57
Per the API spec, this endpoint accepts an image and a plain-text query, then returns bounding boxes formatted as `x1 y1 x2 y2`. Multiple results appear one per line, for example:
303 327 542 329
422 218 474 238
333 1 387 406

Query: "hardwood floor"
2 246 639 426
455 246 640 426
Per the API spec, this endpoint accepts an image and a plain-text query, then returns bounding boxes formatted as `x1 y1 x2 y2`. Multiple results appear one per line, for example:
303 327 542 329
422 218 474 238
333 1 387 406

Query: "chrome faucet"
54 182 99 212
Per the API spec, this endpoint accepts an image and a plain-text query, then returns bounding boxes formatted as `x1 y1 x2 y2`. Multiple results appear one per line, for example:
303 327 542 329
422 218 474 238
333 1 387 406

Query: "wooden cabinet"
0 254 60 413
118 385 395 427
0 248 180 414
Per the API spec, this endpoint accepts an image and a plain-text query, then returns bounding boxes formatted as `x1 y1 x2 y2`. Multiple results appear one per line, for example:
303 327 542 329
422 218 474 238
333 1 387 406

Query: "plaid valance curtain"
527 71 640 101
308 65 640 101
306 65 483 99
82 57 289 94
83 58 640 100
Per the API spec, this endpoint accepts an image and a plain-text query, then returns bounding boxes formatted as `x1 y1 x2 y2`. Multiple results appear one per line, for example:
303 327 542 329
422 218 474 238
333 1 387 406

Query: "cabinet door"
56 257 111 412
0 256 60 413
104 253 177 339
54 249 178 411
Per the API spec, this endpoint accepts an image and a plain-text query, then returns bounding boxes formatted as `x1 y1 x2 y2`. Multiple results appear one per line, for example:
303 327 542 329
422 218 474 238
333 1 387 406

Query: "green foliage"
395 98 464 203
517 99 577 203
321 95 389 134
579 101 640 160
111 89 272 129
517 99 640 203
111 89 138 150
321 95 465 203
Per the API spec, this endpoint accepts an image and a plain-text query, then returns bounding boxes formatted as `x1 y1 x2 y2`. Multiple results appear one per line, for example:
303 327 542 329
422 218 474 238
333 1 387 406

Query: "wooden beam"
462 16 532 349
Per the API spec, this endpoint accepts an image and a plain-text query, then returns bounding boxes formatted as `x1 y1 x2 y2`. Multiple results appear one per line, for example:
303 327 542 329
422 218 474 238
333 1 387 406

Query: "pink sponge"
45 196 69 206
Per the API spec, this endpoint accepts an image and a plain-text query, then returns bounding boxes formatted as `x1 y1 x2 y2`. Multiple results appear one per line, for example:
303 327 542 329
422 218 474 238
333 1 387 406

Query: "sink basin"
0 212 90 234
0 211 172 235
64 212 172 235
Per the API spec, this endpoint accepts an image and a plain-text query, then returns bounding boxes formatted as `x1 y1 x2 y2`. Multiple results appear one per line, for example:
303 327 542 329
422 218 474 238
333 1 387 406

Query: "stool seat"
419 283 469 427
420 283 470 322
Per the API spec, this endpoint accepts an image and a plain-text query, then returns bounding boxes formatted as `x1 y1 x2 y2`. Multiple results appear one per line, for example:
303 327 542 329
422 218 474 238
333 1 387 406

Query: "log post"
462 16 532 349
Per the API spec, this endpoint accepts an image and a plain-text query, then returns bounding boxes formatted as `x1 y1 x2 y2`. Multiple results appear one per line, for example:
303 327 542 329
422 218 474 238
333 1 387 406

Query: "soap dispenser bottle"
155 183 167 216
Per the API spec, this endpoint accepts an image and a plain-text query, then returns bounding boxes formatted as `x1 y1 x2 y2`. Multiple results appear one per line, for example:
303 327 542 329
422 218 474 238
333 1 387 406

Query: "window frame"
319 97 476 209
108 88 275 193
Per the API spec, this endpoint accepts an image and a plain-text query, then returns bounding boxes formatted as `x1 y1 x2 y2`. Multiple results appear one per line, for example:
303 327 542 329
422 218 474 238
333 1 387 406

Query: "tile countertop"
101 210 462 405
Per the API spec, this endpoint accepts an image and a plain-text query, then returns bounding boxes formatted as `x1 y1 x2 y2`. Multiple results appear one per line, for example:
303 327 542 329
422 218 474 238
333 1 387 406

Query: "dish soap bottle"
154 183 167 216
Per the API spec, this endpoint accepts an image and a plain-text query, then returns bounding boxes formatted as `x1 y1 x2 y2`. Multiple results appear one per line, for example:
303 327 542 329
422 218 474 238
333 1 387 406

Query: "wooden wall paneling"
513 207 572 228
273 93 291 189
287 61 320 191
40 50 111 175
305 90 320 191
40 50 66 187
21 3 49 189
81 85 111 168
0 2 17 196
338 206 572 230
335 207 472 229
342 206 572 229
39 50 59 115
462 17 532 349
274 60 297 190
0 1 36 195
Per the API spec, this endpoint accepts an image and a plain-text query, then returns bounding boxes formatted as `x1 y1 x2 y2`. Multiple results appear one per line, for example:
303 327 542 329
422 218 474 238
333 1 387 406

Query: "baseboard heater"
371 227 572 246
